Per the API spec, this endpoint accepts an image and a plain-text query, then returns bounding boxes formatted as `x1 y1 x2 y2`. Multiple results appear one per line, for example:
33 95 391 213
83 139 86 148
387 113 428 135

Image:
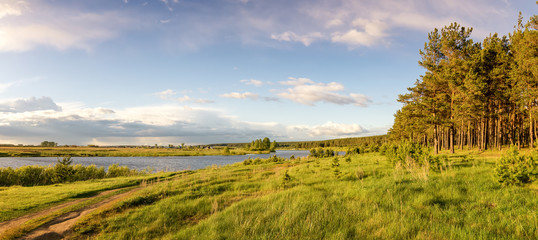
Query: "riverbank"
0 146 272 158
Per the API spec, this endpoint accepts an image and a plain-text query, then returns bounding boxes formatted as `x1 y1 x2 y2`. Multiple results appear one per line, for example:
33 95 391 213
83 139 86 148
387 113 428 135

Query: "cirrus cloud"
154 89 214 104
240 79 265 86
220 92 259 100
270 31 324 46
0 1 136 52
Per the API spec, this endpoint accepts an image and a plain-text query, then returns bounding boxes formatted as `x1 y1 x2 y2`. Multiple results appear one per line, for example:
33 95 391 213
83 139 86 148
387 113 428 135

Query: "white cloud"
279 77 314 86
0 1 24 19
156 89 177 99
0 97 62 113
195 99 215 104
0 99 271 145
220 92 259 100
288 122 365 137
331 19 388 47
276 77 370 107
0 96 377 145
155 89 213 104
240 79 264 86
271 31 323 46
326 18 343 27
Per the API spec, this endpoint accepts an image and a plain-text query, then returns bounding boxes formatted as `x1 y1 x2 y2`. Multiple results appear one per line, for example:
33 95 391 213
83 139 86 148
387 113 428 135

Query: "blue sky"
0 0 536 145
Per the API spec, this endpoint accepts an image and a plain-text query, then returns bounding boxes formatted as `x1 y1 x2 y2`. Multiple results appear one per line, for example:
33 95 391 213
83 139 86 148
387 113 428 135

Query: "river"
0 150 309 172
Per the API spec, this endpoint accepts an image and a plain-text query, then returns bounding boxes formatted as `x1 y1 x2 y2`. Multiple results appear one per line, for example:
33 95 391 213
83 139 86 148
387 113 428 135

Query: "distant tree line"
279 135 387 150
246 137 277 152
40 141 58 147
391 11 538 153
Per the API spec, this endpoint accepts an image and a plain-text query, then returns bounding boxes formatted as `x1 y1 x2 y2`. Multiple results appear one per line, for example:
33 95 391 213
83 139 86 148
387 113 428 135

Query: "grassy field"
1 150 536 239
0 173 176 222
56 150 535 239
0 146 267 157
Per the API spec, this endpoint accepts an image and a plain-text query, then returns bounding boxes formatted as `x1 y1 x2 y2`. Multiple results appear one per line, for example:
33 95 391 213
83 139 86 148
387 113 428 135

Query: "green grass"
1 151 536 239
0 173 176 222
58 151 537 239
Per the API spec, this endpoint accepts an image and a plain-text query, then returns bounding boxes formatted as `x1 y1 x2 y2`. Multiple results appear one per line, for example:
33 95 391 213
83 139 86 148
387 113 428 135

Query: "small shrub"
355 166 365 180
107 164 132 178
281 170 292 188
0 167 16 186
222 147 231 155
385 141 432 168
331 157 340 168
331 157 341 178
243 157 253 165
494 146 537 186
54 156 75 183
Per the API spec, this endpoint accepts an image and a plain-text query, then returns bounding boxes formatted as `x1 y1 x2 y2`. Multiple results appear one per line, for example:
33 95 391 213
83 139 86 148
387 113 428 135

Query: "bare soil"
0 187 142 240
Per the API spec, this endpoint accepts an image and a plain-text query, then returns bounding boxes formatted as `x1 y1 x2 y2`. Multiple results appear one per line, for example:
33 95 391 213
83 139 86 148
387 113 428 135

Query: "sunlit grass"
0 173 175 222
61 151 537 239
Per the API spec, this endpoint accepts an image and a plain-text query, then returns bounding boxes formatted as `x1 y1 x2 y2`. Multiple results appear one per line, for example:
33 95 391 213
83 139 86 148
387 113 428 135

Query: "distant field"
0 146 267 157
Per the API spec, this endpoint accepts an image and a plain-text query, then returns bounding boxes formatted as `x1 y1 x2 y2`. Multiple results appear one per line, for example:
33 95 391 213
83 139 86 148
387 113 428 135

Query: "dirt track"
0 187 141 240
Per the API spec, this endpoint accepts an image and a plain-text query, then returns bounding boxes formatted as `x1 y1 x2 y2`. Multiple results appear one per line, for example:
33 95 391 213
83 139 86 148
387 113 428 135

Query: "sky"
0 0 536 146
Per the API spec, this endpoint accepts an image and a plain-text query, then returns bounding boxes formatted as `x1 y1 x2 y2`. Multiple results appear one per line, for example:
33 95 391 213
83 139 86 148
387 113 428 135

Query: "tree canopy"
390 10 538 152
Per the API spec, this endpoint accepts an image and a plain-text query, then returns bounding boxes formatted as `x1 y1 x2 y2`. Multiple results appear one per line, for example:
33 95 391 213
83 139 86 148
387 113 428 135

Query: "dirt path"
19 187 143 240
0 188 124 237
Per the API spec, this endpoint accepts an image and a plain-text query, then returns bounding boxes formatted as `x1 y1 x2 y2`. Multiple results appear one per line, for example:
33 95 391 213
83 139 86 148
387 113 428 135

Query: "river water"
0 150 309 171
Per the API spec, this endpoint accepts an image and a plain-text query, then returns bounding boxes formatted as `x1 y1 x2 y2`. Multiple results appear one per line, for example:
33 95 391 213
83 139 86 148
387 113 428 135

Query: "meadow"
0 146 264 157
1 150 536 239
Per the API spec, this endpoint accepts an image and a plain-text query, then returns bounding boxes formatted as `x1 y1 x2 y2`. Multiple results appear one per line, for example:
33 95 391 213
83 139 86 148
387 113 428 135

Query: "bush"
0 159 142 187
243 157 253 165
384 141 445 173
15 166 48 186
309 148 336 158
331 157 340 168
385 141 430 166
0 167 16 186
53 157 75 183
107 164 135 178
345 147 360 156
222 147 231 155
494 146 538 186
